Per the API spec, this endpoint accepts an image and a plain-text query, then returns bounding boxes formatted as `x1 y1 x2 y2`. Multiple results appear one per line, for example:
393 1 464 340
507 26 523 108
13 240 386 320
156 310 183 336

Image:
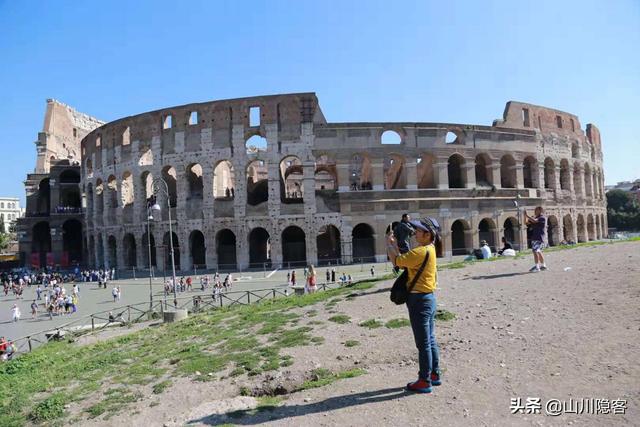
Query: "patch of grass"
310 336 325 345
344 340 360 347
308 320 324 325
29 393 66 422
298 368 366 391
305 310 318 317
152 380 171 395
227 396 283 419
360 319 384 329
385 318 410 328
328 314 351 324
230 367 246 377
440 261 467 270
435 309 456 321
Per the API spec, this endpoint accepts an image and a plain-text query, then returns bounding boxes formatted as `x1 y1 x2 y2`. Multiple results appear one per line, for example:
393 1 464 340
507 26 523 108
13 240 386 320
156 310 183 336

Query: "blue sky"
1 0 638 205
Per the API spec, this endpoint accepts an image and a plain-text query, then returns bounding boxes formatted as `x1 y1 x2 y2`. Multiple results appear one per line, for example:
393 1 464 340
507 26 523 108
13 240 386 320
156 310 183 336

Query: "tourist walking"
525 206 548 272
387 217 442 394
11 304 21 322
306 265 317 294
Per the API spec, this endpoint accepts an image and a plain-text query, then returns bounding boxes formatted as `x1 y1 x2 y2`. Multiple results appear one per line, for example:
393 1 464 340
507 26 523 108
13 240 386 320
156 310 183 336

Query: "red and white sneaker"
406 378 432 393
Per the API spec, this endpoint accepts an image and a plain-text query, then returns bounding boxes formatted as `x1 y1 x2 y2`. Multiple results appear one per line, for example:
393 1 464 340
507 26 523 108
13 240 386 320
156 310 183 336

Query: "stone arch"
478 218 497 251
601 213 606 238
216 229 237 270
417 153 435 188
60 169 80 183
547 215 560 246
544 157 555 189
583 163 592 198
560 159 571 190
381 129 402 145
95 179 104 215
475 153 492 187
595 215 601 240
107 175 118 209
500 155 516 188
352 223 375 262
248 227 271 267
162 231 180 269
96 234 104 267
451 219 472 255
523 156 538 188
282 225 306 266
89 235 96 267
576 214 586 242
246 160 268 205
62 219 83 266
384 153 407 189
246 134 267 154
123 233 137 268
349 153 372 190
213 160 235 199
562 214 574 243
445 129 463 144
571 142 579 158
142 231 157 267
161 166 178 208
121 171 134 219
314 154 337 190
503 217 520 250
37 178 50 214
85 158 93 177
107 235 117 268
139 147 153 166
587 213 595 241
140 171 154 205
86 183 94 215
280 156 304 202
317 225 341 265
186 163 204 201
32 221 51 268
189 230 206 268
448 154 466 188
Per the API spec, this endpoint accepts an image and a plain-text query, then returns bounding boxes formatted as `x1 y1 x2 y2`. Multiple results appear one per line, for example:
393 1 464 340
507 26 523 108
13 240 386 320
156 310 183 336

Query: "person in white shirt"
480 240 492 259
11 304 21 322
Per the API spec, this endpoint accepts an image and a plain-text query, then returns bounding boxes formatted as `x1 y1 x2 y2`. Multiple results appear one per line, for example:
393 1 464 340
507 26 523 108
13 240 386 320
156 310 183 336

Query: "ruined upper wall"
494 101 591 139
36 99 104 173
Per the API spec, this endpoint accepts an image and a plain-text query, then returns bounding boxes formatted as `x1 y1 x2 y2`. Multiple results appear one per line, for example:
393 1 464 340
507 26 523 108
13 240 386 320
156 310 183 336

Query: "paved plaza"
0 262 393 342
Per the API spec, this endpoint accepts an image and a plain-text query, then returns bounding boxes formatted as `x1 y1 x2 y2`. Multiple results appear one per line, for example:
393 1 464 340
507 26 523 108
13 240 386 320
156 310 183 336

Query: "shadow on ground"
187 387 411 425
468 272 531 280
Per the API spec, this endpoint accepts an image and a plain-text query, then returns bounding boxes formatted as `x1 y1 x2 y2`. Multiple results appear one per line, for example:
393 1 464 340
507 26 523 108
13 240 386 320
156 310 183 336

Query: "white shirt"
481 245 492 259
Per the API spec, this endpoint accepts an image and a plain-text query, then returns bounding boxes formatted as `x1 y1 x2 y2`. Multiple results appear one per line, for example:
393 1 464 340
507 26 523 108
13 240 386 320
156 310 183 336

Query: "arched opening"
280 156 304 202
140 171 154 206
583 164 592 198
417 153 435 188
587 214 595 241
60 186 81 209
500 155 516 188
107 175 118 209
547 215 559 246
576 214 586 243
314 155 337 191
282 226 306 266
560 159 570 190
189 230 206 268
246 134 267 154
352 223 375 262
162 232 180 269
246 160 268 205
523 156 538 188
214 160 236 199
186 163 204 201
571 142 579 158
478 218 497 251
573 163 582 196
139 148 153 166
86 183 94 215
595 215 601 240
447 154 465 188
62 219 83 266
121 171 134 221
85 159 93 177
503 217 520 250
107 235 117 268
451 220 471 255
59 169 81 183
97 234 104 267
475 153 492 187
123 233 137 268
142 232 157 267
161 166 178 208
381 130 402 145
32 221 51 268
562 214 574 243
95 179 104 215
37 178 50 214
249 227 271 268
384 154 406 189
317 225 341 265
601 213 606 238
544 158 555 189
216 229 237 270
349 154 372 190
445 131 459 144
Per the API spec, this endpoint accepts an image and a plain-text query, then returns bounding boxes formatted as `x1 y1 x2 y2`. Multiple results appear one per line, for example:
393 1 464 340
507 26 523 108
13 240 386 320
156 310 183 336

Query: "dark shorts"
531 240 545 253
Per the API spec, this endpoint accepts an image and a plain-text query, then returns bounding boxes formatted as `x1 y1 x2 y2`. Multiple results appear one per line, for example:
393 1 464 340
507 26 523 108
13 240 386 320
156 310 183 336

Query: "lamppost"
148 177 179 308
146 203 155 312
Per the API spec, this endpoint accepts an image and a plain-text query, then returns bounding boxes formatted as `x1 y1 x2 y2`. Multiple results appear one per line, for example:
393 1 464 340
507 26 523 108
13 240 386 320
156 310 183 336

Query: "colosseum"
79 93 607 272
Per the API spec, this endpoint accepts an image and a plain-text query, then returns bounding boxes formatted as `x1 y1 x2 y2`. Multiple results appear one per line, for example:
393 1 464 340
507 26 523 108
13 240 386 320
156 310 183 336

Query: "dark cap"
408 217 440 235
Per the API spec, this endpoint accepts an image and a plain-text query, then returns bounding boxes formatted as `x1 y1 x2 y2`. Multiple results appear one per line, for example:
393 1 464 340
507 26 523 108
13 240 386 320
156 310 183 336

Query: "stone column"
303 161 317 215
435 161 449 190
371 162 384 191
204 228 217 270
341 224 353 264
553 166 562 192
270 224 283 268
236 225 249 271
490 164 501 189
536 162 545 189
135 231 146 271
405 160 418 190
201 163 215 211
515 165 525 189
464 163 476 189
306 229 318 266
175 168 188 221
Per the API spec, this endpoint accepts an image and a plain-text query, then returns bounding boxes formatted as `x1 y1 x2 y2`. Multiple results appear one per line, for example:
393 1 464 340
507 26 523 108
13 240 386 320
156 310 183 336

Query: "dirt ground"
77 241 640 427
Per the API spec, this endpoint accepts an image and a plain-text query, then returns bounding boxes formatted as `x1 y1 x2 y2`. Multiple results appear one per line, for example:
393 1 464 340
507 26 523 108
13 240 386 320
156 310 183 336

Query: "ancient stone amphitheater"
80 93 606 272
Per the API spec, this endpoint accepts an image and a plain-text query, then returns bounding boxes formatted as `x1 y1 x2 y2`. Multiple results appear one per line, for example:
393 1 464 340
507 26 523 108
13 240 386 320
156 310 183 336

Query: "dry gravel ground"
81 241 640 427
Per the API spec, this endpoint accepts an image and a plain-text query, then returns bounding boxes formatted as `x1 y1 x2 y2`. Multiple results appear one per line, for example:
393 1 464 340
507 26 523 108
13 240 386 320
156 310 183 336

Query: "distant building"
0 197 23 230
605 179 640 202
17 99 104 269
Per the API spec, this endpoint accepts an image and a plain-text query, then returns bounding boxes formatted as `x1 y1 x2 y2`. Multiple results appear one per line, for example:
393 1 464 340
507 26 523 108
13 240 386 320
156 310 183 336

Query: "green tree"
0 232 10 252
607 189 640 230
0 215 5 234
